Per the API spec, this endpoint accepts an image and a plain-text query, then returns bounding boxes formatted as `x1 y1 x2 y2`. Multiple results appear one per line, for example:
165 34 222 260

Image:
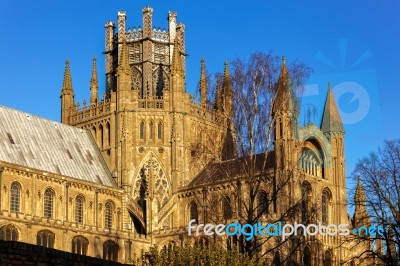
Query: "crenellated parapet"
69 98 112 125
189 101 225 125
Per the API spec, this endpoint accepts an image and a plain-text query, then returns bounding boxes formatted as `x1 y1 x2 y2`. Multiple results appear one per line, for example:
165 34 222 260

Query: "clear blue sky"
1 1 400 191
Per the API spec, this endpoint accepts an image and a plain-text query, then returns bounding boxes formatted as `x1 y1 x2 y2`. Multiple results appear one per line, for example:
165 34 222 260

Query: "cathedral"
0 6 375 265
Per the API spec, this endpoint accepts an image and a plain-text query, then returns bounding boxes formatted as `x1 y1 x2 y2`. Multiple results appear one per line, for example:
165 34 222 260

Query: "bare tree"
188 52 312 264
350 139 400 265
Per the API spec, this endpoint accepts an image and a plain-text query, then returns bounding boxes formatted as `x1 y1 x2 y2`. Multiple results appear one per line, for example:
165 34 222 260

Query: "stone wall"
0 240 131 266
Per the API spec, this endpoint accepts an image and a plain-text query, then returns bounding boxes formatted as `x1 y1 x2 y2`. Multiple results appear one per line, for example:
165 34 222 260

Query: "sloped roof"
188 152 275 187
320 87 344 133
0 105 116 187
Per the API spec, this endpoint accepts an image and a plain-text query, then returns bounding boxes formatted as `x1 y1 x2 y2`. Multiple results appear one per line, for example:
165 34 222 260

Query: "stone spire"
222 60 233 115
214 78 222 111
221 60 237 160
90 56 99 105
353 176 370 228
272 56 290 114
61 60 74 95
321 83 344 133
199 57 208 107
61 60 75 124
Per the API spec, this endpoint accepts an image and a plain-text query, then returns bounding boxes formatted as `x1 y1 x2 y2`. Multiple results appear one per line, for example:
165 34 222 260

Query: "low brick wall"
0 240 131 266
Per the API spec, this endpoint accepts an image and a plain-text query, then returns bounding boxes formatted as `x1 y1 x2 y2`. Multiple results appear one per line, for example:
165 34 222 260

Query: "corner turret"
199 58 208 108
61 60 75 124
90 57 99 105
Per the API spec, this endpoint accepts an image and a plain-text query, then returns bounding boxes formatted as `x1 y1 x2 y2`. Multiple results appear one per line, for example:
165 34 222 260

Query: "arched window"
105 202 113 229
299 149 322 177
323 250 332 266
72 236 88 255
189 202 198 224
223 196 233 220
10 182 20 213
301 183 311 223
0 224 18 241
157 122 163 140
257 191 269 216
37 230 55 248
99 124 104 148
322 190 330 225
75 195 84 224
140 121 145 140
106 122 111 147
92 126 97 141
303 246 311 266
103 240 118 261
149 121 154 140
43 188 54 219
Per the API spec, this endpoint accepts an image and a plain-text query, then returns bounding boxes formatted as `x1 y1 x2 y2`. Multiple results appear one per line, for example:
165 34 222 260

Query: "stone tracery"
133 155 171 210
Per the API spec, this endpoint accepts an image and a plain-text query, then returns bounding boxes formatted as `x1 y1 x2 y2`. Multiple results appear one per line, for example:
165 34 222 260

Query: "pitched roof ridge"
0 105 84 132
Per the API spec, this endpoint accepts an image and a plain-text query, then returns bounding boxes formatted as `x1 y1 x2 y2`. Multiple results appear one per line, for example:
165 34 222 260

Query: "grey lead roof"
0 105 116 187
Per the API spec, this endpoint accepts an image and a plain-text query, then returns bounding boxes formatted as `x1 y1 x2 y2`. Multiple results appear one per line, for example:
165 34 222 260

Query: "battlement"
189 100 225 124
152 28 169 43
138 96 164 109
70 98 112 124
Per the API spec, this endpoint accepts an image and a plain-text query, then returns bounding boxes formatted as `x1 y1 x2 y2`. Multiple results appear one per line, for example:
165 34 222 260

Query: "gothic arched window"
190 202 198 224
140 121 145 140
99 124 104 147
322 189 330 225
92 126 97 141
223 196 233 220
303 246 312 266
299 149 322 177
37 230 55 248
105 201 113 229
323 250 332 266
43 188 54 219
106 122 111 147
10 182 20 213
103 240 119 261
133 156 171 211
72 236 88 255
149 121 154 140
0 224 18 241
75 195 84 224
257 191 269 216
157 122 163 140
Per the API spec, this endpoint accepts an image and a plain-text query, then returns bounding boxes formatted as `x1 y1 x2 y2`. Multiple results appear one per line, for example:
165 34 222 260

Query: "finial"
91 56 98 81
117 38 131 75
279 55 289 79
224 60 230 78
172 36 182 75
200 57 206 76
90 56 99 105
62 59 73 93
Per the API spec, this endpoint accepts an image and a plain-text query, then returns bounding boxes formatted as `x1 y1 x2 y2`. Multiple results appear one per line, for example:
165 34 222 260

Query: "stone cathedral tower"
60 7 234 240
